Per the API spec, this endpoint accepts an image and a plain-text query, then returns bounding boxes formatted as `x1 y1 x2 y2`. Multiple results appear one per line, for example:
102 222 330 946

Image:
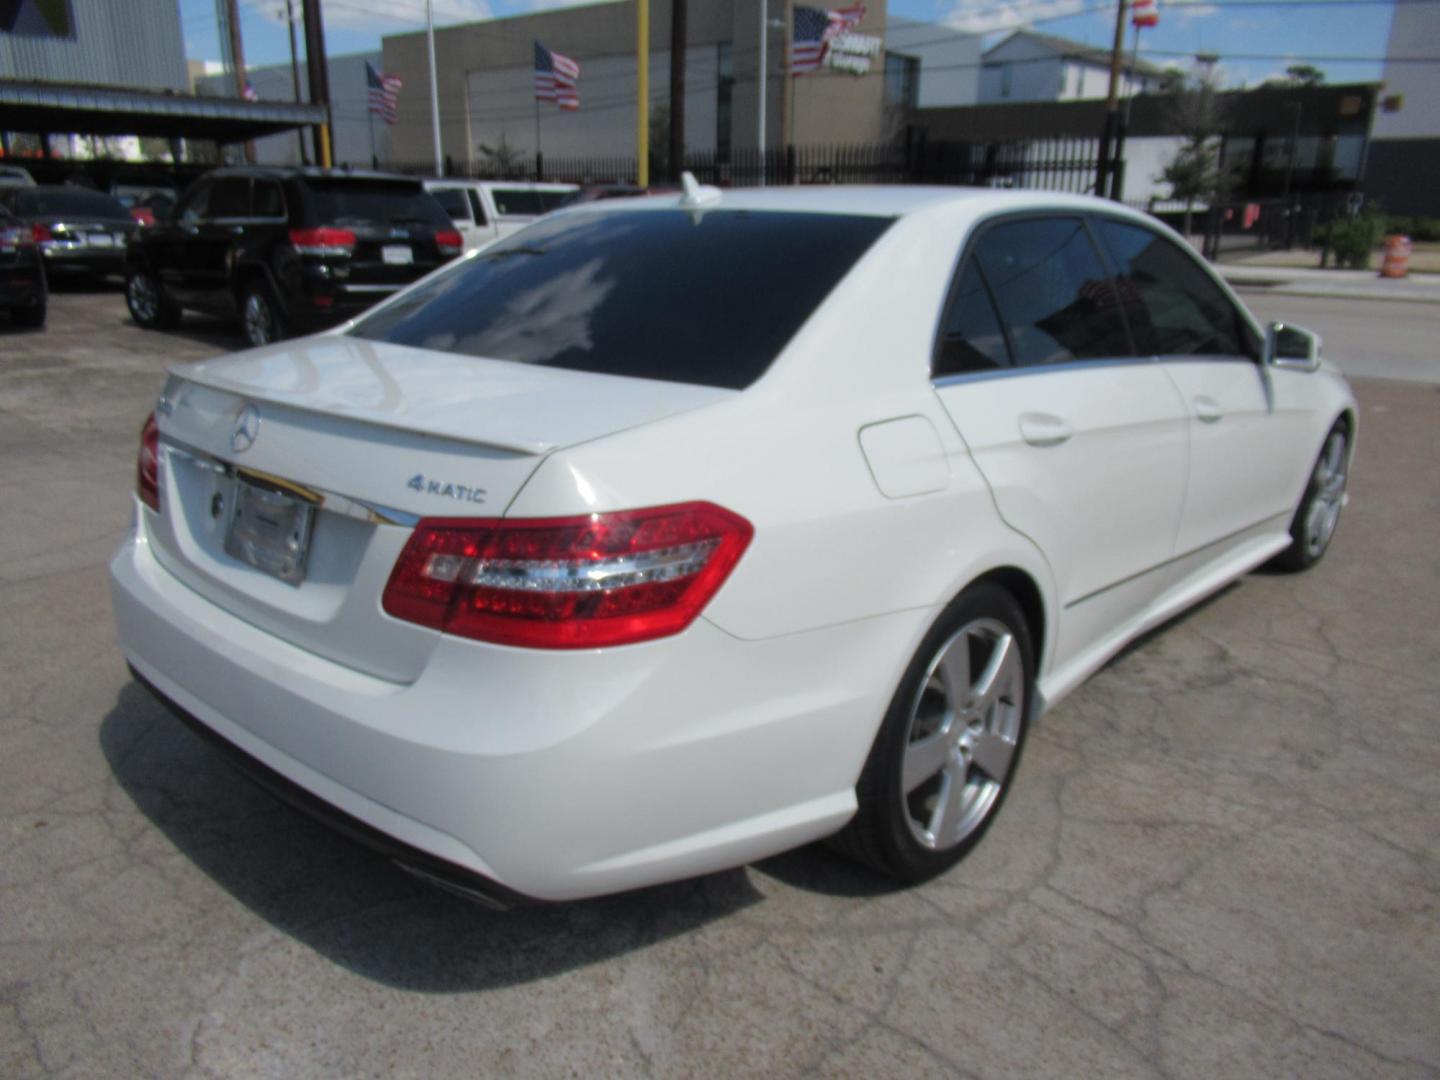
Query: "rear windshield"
306 179 451 230
12 189 129 220
350 209 893 390
490 188 575 216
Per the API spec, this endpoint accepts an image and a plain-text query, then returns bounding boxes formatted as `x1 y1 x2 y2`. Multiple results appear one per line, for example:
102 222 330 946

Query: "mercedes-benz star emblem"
232 404 261 454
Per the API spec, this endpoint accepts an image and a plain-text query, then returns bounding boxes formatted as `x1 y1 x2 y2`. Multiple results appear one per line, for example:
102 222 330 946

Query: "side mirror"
1264 321 1321 371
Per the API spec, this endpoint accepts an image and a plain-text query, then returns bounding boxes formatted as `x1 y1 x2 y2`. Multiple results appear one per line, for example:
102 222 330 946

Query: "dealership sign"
825 33 882 74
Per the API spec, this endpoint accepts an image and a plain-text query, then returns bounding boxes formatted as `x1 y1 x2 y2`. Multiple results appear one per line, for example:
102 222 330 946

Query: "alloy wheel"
243 291 275 347
900 617 1024 852
128 273 158 322
1304 429 1348 559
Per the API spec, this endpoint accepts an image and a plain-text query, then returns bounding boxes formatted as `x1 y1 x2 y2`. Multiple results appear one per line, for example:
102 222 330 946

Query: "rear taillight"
382 502 753 648
31 224 52 243
288 227 356 256
0 226 32 247
137 412 160 512
130 207 156 226
435 229 463 256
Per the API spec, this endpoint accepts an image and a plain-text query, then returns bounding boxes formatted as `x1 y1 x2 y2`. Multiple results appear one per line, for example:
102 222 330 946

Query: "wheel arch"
964 565 1048 678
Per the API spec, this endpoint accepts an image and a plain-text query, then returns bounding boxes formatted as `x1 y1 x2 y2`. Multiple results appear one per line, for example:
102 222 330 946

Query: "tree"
1158 69 1238 238
1284 64 1325 87
476 132 527 179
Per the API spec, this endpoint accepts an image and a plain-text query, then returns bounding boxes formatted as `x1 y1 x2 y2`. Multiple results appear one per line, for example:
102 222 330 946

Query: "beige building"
380 0 979 169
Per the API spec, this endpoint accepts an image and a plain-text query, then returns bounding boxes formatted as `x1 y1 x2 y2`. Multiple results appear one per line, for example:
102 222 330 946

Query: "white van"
424 180 579 252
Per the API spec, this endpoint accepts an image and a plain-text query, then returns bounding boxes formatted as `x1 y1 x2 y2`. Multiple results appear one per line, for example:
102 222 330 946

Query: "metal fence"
392 136 1111 194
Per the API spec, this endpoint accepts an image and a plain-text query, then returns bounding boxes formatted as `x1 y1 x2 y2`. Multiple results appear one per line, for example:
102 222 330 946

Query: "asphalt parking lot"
3 285 1438 1079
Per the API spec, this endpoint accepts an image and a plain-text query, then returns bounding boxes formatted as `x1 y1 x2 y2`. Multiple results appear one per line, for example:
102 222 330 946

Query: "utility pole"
1095 0 1129 198
284 0 307 164
426 0 443 175
668 0 686 181
301 0 332 166
637 0 650 187
222 0 255 162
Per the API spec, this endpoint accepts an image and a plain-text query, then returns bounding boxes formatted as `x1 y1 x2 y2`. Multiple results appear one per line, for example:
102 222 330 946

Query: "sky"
178 0 1401 89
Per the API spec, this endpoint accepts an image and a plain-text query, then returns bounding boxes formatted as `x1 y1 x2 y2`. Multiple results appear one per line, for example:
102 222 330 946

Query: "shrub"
1328 207 1387 269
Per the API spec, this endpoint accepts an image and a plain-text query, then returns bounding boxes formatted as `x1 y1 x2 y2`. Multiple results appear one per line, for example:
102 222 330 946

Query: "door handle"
1018 413 1073 448
1194 396 1223 424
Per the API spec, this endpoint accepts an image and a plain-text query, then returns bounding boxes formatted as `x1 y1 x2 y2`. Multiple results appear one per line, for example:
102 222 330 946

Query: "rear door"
186 175 251 312
1091 217 1295 553
931 215 1190 632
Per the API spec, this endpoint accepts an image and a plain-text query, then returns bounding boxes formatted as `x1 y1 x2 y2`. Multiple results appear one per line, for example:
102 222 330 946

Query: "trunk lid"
148 336 731 682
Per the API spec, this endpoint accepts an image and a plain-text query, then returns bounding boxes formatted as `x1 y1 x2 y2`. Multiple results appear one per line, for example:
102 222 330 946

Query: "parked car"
112 184 178 227
0 205 47 327
567 182 679 204
0 164 37 189
423 179 578 252
0 185 136 280
125 167 463 347
110 184 1355 906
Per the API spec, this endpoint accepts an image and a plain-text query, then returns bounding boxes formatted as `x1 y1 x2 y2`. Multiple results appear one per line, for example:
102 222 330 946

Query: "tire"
1271 420 1350 573
832 582 1035 883
11 296 45 328
240 281 285 348
126 268 181 329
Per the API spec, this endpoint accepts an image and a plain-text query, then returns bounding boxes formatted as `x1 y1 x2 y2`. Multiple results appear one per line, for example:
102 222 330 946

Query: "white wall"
979 36 1063 101
1371 1 1439 139
886 16 980 107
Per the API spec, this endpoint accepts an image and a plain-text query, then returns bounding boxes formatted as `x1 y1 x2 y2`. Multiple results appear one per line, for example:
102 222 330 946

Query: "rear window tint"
306 179 451 229
350 209 892 390
489 189 574 216
14 189 129 220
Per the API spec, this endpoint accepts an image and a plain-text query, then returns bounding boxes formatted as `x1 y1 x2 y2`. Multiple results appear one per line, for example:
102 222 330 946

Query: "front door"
930 216 1190 661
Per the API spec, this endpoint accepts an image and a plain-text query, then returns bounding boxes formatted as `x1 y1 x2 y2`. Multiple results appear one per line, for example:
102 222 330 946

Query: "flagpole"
637 0 650 187
781 1 791 178
368 107 377 169
426 0 443 175
534 94 543 179
757 0 767 184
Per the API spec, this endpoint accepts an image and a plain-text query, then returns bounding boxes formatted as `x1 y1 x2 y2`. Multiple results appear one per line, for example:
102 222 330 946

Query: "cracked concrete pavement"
2 286 1438 1079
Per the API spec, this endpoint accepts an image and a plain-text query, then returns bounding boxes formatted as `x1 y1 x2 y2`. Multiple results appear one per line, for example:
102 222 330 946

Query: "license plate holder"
88 233 114 248
224 476 316 586
382 244 414 265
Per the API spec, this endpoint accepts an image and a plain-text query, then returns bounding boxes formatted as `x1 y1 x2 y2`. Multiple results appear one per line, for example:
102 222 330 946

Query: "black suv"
125 167 462 347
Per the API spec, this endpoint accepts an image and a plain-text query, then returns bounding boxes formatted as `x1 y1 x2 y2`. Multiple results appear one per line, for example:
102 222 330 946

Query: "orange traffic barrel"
1380 234 1412 278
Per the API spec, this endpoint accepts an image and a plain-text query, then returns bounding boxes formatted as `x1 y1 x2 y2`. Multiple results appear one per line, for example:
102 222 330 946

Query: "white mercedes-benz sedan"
109 184 1355 905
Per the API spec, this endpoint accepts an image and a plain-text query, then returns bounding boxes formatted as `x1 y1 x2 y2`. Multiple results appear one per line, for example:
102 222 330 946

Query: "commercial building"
379 0 980 168
916 81 1378 204
198 52 388 168
979 30 1170 104
1362 0 1439 216
0 0 322 171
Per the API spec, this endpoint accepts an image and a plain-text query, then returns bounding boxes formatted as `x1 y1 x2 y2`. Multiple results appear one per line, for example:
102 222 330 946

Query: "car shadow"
101 680 764 992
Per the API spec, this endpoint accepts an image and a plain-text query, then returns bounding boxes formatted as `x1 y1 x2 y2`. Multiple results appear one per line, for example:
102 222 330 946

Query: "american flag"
792 4 867 75
366 62 402 125
241 81 258 102
1131 0 1159 27
534 41 580 111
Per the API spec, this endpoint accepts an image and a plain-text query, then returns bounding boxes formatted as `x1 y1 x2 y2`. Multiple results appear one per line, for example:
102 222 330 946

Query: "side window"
176 183 210 224
974 216 1134 367
467 191 488 226
432 188 472 223
1094 219 1250 359
252 180 286 219
936 260 1011 376
208 177 251 220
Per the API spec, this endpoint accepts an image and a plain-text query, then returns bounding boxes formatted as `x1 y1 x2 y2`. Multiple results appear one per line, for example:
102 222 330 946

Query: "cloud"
242 0 494 31
1166 0 1221 25
939 0 1091 34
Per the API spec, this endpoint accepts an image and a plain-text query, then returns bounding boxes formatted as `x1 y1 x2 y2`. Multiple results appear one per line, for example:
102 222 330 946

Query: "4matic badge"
407 474 487 504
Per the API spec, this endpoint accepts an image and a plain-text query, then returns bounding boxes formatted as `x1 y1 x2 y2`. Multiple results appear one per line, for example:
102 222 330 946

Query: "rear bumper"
40 244 125 274
109 508 923 901
128 664 533 909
